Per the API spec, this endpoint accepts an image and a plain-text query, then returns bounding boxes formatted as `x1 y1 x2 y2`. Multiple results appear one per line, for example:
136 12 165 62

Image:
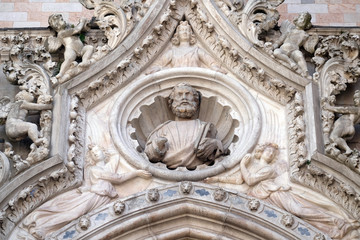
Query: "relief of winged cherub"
0 91 52 146
272 12 318 79
47 14 94 83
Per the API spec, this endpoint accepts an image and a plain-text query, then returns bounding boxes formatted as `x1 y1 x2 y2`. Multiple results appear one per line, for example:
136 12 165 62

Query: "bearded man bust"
144 83 225 170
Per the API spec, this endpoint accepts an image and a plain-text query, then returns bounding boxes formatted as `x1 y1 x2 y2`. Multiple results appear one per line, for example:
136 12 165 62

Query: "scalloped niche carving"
110 68 262 181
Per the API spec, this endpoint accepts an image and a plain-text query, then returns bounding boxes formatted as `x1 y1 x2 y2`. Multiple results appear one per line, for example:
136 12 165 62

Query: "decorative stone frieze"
23 183 330 240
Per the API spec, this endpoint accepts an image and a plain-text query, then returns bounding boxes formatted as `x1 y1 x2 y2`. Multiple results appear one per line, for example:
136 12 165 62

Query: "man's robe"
145 119 217 169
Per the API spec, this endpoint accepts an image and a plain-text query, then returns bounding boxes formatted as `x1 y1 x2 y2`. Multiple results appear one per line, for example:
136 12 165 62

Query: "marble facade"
0 0 360 239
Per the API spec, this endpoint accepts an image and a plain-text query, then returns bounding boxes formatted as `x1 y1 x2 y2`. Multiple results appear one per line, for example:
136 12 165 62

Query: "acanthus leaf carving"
314 32 360 172
188 1 296 104
1 44 54 174
214 0 283 47
287 90 360 223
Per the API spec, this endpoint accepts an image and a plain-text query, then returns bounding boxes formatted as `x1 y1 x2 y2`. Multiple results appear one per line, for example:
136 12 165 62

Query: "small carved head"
180 181 193 194
281 214 294 228
48 13 66 31
168 83 200 119
313 233 326 240
113 200 125 215
254 143 279 163
213 188 227 201
172 21 196 46
78 215 90 231
147 188 160 202
247 199 260 211
15 90 34 102
293 12 312 30
87 144 108 165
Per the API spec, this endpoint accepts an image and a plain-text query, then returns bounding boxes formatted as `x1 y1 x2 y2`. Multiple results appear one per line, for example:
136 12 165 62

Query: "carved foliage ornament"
77 0 296 111
287 90 360 223
1 44 53 175
81 0 150 50
214 0 283 47
315 33 360 171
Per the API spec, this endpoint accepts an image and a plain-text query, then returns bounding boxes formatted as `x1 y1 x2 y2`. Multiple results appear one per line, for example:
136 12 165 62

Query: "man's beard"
171 101 197 118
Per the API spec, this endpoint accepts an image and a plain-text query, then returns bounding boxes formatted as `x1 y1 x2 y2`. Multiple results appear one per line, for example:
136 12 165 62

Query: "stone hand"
204 177 219 183
197 138 223 160
154 137 169 155
242 154 251 166
136 170 152 179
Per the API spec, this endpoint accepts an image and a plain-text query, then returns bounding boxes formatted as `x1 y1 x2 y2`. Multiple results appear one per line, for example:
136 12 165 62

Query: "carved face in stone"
261 146 277 163
248 199 260 211
48 14 66 31
178 23 191 42
147 188 160 202
78 216 90 230
169 84 199 119
294 12 311 30
90 145 106 163
15 91 34 102
281 214 294 228
113 201 125 215
180 181 193 194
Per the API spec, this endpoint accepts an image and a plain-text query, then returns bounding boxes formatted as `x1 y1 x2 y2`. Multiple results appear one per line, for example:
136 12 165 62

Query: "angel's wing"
45 36 63 53
304 34 319 54
0 97 11 125
280 20 295 34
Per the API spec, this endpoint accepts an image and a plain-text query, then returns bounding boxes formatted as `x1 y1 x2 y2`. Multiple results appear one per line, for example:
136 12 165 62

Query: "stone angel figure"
46 14 94 84
21 144 152 239
206 143 359 239
0 91 52 146
146 21 226 75
272 12 318 79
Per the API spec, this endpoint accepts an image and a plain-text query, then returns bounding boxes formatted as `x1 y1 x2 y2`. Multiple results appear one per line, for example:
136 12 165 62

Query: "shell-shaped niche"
131 95 239 156
110 67 262 181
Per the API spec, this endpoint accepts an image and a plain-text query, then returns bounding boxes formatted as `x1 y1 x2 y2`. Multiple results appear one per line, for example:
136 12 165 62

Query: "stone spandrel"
2 0 360 239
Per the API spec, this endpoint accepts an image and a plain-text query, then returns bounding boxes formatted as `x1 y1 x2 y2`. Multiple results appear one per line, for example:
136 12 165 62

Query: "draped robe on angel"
246 163 356 239
22 160 119 238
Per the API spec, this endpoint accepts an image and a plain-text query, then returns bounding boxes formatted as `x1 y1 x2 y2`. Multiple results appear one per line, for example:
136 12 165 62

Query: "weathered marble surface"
1 0 360 239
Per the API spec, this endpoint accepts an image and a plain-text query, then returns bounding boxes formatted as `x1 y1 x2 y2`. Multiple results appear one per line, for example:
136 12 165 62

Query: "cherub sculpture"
323 90 360 155
0 91 52 146
272 12 318 78
46 14 94 83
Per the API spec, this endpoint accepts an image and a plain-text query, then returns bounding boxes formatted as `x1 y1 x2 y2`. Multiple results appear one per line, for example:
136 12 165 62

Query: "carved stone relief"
25 183 332 240
1 0 360 239
108 68 261 181
18 144 151 239
314 33 360 172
